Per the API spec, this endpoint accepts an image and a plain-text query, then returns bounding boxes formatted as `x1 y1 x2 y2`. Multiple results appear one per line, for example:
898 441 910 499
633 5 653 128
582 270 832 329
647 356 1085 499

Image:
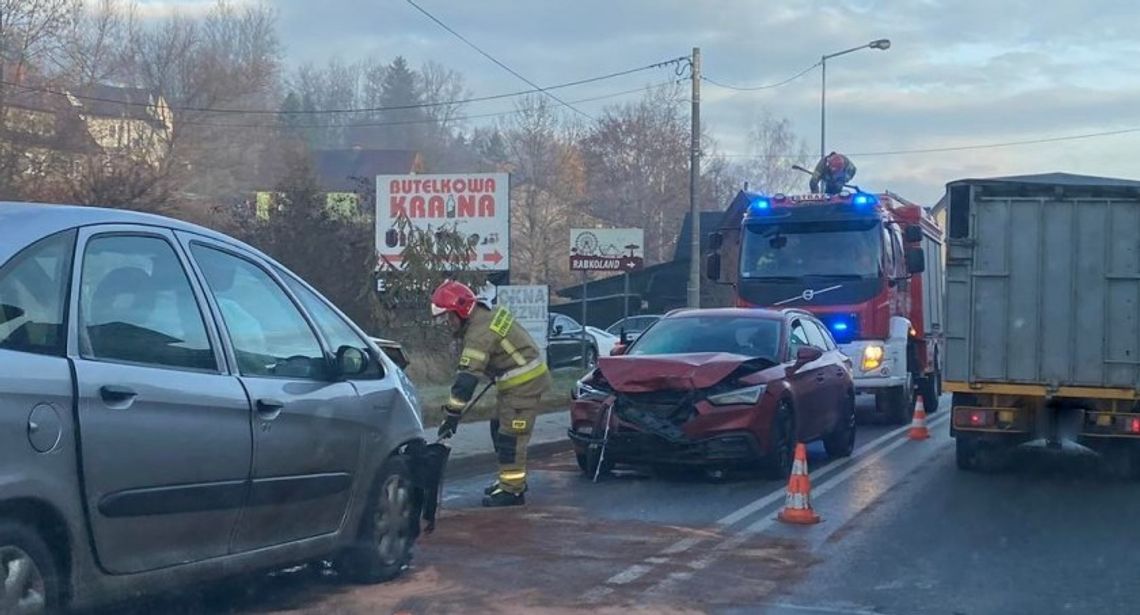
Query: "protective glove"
437 408 462 439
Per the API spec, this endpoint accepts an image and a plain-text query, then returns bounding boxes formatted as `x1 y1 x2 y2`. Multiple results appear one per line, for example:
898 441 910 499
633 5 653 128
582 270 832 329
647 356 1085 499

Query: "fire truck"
705 188 944 424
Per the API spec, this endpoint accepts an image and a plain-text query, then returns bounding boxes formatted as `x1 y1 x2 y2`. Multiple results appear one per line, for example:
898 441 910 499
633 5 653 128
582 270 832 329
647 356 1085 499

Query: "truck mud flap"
407 440 451 534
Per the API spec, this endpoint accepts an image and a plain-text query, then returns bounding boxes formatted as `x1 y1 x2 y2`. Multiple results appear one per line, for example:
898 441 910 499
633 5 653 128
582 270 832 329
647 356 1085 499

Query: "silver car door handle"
100 385 137 401
256 398 285 420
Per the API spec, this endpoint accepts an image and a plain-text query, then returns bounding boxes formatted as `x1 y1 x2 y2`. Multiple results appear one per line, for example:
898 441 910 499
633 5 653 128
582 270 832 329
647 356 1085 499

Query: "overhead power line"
0 56 684 117
176 80 681 130
720 126 1140 159
702 62 820 91
406 0 602 121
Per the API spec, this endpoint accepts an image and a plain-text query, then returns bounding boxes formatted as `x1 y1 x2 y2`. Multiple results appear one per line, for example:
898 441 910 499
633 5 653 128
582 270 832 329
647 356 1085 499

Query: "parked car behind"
547 313 598 369
605 314 662 340
570 308 855 478
585 326 618 357
0 202 430 613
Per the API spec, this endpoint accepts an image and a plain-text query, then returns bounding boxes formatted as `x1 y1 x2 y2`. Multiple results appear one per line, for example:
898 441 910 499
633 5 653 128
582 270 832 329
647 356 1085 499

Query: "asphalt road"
99 394 1140 614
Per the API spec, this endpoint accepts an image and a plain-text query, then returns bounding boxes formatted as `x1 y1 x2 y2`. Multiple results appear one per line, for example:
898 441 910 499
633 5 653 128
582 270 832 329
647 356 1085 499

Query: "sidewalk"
442 410 571 461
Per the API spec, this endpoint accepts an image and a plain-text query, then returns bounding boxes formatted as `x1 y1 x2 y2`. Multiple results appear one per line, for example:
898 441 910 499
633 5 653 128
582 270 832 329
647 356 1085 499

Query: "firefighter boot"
484 482 529 496
482 488 525 507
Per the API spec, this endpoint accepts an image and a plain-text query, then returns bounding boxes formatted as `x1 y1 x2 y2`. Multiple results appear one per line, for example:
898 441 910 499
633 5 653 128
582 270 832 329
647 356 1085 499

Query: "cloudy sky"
146 0 1140 204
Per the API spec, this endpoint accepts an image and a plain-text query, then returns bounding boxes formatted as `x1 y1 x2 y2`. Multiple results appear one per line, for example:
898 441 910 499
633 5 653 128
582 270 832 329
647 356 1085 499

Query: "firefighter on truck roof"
810 151 857 196
431 280 552 507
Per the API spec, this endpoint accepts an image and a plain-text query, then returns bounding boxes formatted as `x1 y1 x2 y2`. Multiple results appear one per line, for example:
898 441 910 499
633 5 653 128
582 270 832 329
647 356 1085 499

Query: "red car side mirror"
794 346 823 368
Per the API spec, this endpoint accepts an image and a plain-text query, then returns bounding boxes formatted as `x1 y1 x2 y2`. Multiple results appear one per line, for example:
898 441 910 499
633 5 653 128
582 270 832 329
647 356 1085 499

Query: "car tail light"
1129 418 1140 434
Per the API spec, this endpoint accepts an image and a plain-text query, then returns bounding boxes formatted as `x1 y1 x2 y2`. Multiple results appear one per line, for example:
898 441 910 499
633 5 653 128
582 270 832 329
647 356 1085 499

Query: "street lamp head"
870 39 891 50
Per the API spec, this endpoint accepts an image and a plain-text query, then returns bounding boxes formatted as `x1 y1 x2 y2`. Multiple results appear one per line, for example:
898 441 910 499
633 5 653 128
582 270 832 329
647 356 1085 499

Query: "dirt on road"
109 503 813 614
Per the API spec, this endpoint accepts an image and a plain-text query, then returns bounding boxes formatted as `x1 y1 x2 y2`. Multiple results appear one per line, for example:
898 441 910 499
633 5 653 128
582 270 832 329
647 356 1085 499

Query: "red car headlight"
707 384 767 406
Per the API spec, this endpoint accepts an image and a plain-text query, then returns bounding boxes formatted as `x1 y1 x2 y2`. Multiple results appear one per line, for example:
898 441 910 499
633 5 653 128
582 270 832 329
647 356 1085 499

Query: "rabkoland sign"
569 228 645 272
375 173 510 271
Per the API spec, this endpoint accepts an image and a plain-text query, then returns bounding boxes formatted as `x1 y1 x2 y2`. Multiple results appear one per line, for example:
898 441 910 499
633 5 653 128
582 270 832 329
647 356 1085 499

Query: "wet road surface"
94 395 1140 613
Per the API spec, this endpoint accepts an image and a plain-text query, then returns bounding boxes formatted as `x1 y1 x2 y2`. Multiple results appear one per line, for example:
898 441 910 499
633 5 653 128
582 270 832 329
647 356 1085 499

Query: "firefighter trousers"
488 393 541 494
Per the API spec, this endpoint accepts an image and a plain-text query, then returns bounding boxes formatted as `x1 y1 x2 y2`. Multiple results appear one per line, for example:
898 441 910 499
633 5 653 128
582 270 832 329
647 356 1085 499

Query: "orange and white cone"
777 443 821 525
909 398 931 441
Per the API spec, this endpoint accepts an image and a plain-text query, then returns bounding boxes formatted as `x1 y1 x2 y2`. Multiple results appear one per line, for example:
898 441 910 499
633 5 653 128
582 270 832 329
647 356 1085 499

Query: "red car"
569 308 855 478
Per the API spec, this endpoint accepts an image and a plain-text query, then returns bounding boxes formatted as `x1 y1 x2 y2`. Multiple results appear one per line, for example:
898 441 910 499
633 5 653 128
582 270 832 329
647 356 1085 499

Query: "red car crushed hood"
596 352 777 392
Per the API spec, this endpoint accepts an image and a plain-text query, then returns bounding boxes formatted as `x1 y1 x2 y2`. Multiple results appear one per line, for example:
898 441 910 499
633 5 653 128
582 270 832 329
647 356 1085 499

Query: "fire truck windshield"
741 219 881 280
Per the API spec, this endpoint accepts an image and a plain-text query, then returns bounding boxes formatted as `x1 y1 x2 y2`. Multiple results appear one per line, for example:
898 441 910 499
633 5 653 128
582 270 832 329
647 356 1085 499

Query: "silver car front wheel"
336 456 417 584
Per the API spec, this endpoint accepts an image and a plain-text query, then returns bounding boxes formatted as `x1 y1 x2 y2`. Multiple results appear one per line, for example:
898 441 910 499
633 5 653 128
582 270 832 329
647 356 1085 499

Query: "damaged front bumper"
568 428 764 466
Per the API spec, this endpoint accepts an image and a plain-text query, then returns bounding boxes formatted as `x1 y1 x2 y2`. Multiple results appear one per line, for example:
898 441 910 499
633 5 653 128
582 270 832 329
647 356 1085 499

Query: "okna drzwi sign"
376 173 510 271
569 228 645 272
495 285 549 353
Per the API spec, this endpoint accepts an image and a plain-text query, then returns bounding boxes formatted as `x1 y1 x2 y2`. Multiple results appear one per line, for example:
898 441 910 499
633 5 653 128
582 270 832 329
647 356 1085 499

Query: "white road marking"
605 564 654 585
632 418 923 574
761 602 883 615
586 406 951 603
642 414 952 596
660 537 701 554
581 587 614 603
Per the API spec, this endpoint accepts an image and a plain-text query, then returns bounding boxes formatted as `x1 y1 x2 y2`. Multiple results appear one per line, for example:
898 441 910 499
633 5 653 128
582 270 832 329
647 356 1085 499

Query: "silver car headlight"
574 380 610 402
707 384 767 406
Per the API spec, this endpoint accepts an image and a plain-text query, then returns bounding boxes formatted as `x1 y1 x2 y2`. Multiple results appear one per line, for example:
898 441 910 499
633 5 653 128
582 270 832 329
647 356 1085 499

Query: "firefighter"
810 151 857 196
432 280 552 507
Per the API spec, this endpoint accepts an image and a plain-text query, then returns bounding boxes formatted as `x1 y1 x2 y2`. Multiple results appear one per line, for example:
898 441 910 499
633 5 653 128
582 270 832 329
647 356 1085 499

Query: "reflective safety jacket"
445 305 551 413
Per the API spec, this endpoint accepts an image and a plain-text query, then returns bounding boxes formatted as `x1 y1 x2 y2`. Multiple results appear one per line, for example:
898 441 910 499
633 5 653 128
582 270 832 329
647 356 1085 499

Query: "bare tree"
499 95 586 286
124 0 282 201
580 83 690 263
60 0 134 87
420 60 468 131
0 0 80 75
0 0 81 194
735 112 811 195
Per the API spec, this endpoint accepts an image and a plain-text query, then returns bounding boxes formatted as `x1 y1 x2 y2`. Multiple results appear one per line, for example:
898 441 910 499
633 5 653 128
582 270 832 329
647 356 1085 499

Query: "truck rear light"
1129 418 1140 434
954 408 995 428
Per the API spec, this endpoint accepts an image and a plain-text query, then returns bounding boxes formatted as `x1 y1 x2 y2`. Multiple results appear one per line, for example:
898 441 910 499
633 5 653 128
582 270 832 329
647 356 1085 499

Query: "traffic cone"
777 443 821 525
909 398 931 441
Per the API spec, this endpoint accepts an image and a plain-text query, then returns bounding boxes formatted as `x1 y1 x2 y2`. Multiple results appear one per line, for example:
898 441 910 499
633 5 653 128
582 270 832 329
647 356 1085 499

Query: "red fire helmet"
826 152 848 173
430 280 477 320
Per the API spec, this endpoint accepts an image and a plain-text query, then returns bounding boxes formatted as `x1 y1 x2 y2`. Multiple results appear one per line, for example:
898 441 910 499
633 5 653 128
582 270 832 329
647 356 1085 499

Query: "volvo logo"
775 284 843 306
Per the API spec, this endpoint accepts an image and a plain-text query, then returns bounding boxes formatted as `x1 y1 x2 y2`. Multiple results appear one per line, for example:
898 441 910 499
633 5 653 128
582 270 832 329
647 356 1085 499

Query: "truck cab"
706 189 944 423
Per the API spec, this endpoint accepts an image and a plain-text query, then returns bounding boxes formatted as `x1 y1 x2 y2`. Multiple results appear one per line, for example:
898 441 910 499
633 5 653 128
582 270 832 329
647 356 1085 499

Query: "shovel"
414 380 495 533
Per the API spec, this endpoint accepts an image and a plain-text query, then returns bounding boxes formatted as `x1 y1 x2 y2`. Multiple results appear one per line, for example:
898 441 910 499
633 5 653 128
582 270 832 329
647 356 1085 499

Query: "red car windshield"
628 316 781 360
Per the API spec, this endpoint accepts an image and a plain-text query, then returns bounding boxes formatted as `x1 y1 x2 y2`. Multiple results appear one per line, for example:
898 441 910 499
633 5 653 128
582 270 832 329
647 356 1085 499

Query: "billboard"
495 285 549 352
569 228 645 272
376 173 510 271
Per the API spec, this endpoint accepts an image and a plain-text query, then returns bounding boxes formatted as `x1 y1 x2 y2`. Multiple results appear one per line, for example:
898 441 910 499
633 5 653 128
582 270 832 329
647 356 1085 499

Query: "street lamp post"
820 38 890 160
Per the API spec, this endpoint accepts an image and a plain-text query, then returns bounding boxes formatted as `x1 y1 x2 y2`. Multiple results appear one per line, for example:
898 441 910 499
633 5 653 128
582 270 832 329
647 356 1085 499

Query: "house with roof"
254 147 425 220
69 84 174 166
1 68 174 179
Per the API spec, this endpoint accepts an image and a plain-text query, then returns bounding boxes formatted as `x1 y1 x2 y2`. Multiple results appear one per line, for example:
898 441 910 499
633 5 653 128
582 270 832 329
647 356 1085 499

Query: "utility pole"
819 57 826 160
687 47 701 309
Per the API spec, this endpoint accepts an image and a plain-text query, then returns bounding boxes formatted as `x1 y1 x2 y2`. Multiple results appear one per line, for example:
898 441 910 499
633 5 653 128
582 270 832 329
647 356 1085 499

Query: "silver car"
0 202 430 613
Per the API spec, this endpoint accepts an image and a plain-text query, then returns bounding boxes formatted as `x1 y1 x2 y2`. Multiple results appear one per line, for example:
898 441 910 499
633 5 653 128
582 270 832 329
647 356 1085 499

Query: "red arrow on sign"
482 249 503 265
